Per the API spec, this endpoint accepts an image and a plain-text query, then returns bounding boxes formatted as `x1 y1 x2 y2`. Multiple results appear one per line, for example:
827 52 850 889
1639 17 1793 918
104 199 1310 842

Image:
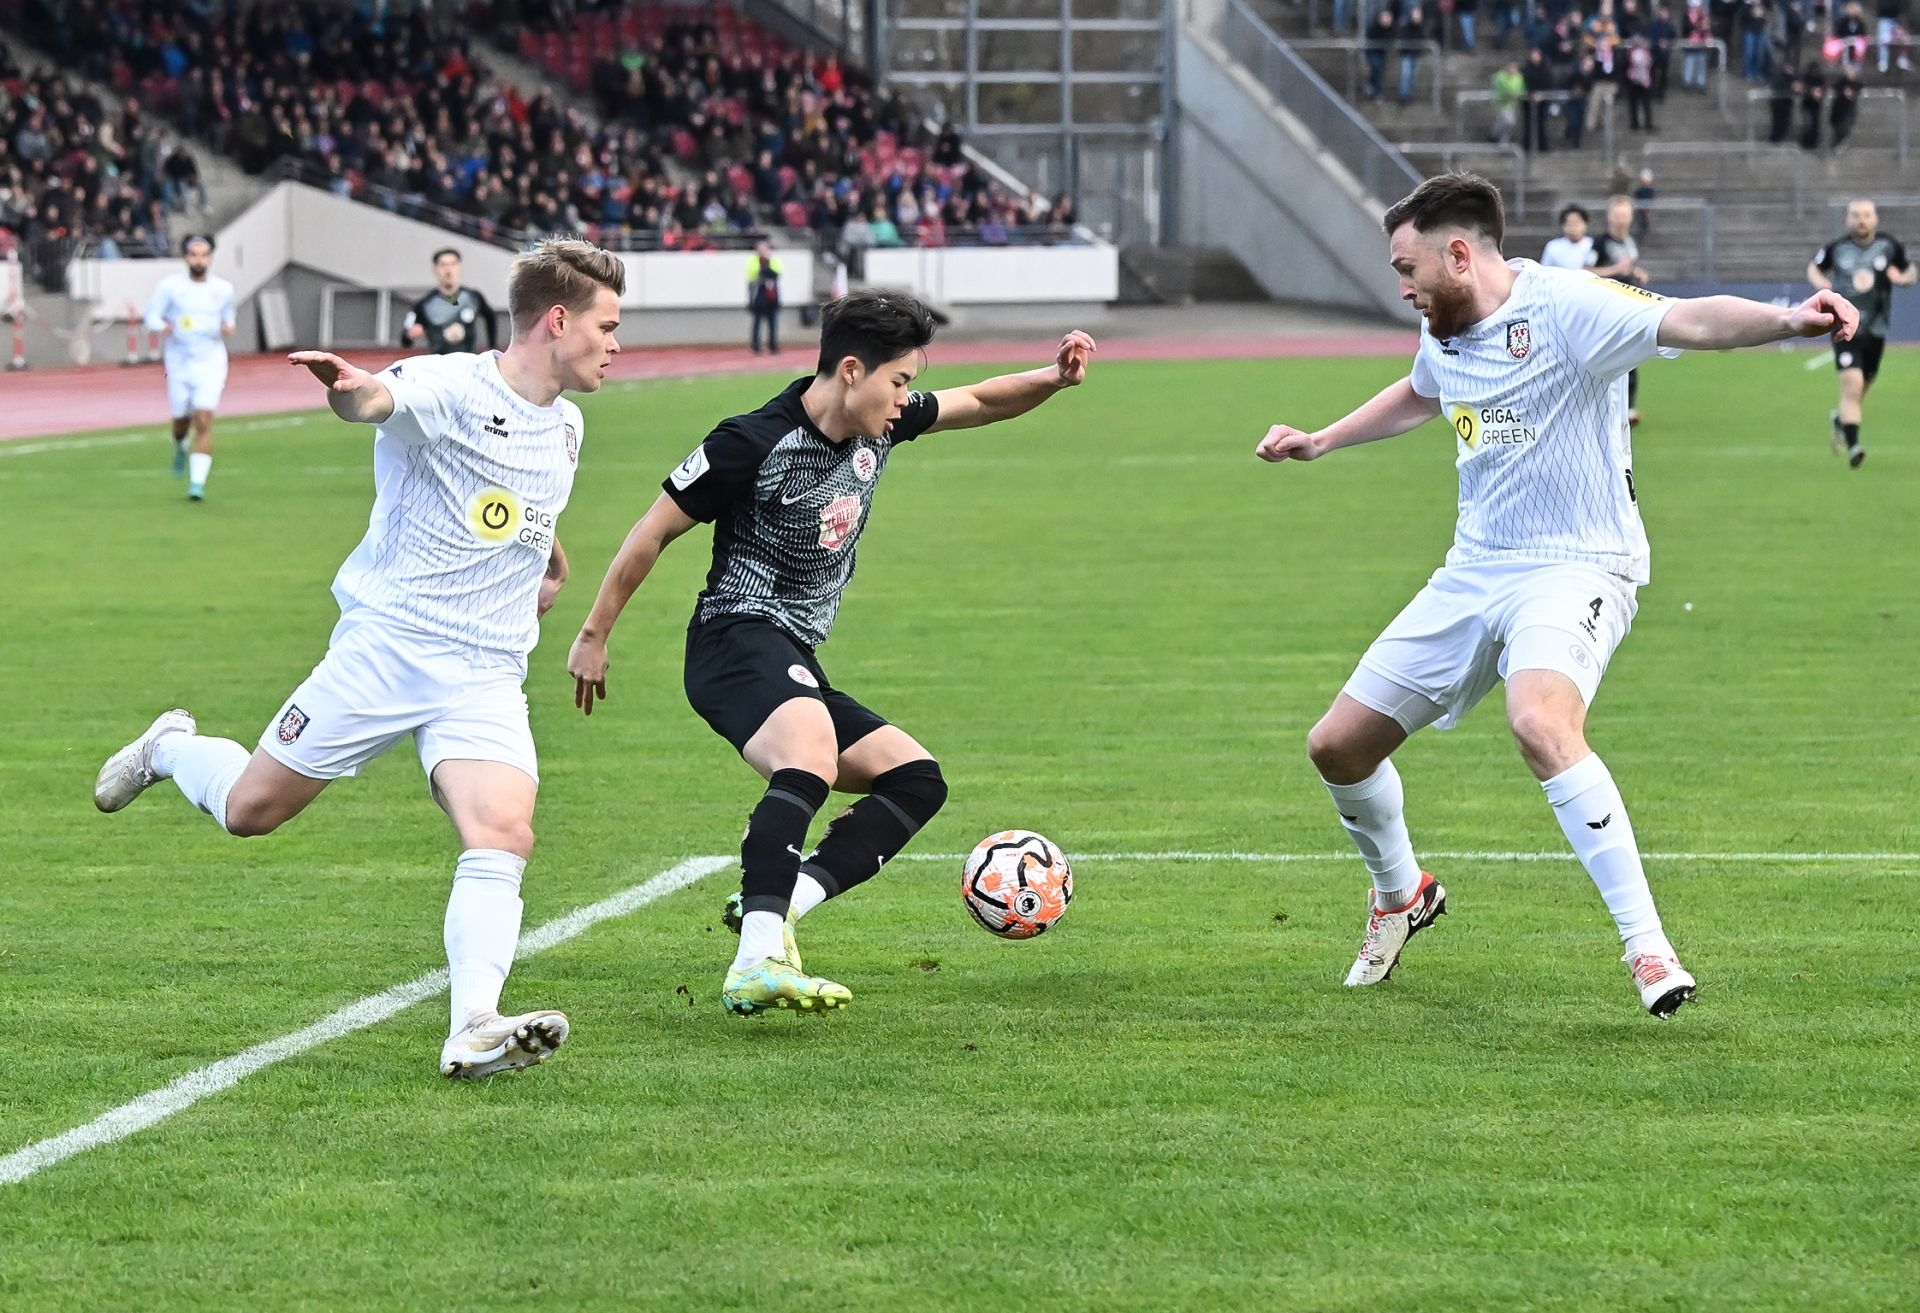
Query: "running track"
0 331 1416 443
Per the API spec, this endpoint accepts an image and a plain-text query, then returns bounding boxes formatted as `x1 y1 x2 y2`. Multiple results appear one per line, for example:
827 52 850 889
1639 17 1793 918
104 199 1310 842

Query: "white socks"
445 849 526 1035
1543 754 1673 958
1323 760 1424 907
187 451 212 488
734 910 786 970
789 872 830 921
152 732 250 831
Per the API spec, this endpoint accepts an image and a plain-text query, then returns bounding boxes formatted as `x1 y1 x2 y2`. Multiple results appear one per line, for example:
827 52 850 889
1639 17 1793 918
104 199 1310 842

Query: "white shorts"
259 617 537 783
166 361 227 416
1345 559 1639 733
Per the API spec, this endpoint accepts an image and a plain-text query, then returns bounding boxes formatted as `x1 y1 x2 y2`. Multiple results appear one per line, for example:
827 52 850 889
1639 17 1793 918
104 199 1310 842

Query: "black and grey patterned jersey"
402 287 500 354
1815 233 1910 337
663 376 941 647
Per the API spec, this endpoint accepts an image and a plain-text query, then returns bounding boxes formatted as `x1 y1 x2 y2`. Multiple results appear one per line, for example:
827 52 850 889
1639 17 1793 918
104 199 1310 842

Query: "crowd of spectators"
10 0 1080 261
1445 0 1913 149
2 34 210 287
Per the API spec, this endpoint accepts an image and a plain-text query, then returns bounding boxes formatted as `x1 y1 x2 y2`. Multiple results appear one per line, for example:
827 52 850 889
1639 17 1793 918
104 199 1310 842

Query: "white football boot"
93 708 196 813
440 1010 570 1079
1343 872 1447 987
1626 952 1697 1018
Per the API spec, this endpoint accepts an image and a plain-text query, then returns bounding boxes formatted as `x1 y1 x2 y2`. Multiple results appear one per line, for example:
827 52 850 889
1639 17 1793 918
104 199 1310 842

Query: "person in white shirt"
1539 203 1596 270
143 235 236 500
95 237 627 1080
1255 172 1856 1017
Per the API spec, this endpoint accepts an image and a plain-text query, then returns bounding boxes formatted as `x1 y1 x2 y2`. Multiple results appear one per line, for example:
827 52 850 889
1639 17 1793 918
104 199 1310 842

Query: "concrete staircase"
1243 1 1920 281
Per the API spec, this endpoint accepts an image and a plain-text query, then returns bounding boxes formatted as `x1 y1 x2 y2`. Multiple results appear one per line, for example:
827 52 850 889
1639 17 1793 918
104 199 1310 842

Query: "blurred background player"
94 238 625 1080
1808 198 1915 468
1540 204 1596 269
1255 172 1857 1018
1589 195 1652 426
402 247 500 355
143 234 235 501
747 239 783 354
566 291 1093 1019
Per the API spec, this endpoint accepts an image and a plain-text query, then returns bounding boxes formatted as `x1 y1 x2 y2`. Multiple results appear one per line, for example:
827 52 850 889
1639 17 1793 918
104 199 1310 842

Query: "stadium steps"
1242 2 1918 281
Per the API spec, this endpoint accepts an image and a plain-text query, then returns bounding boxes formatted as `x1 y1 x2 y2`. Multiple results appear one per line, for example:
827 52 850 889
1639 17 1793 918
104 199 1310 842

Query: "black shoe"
1849 445 1866 468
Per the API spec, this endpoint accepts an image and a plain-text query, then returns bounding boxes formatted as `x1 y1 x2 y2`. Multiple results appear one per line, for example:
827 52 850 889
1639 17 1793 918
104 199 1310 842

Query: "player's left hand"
289 350 381 392
1789 289 1859 342
1053 330 1096 385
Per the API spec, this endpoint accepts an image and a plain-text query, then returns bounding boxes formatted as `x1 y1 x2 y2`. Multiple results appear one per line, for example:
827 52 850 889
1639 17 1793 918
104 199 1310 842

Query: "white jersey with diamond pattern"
1409 259 1680 584
329 352 583 666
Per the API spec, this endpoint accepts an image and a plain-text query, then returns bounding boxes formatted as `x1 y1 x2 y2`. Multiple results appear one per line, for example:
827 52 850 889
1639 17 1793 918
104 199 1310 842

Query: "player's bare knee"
1507 708 1586 776
1307 719 1371 783
223 793 284 838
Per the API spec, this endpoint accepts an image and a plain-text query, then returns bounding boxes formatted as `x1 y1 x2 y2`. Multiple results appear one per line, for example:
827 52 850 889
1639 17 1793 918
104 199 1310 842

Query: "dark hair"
1558 203 1590 225
181 233 214 254
1380 172 1505 251
816 288 938 376
433 247 461 264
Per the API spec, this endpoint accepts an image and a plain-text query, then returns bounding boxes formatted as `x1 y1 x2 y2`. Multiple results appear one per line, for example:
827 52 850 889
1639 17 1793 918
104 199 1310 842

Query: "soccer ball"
960 830 1073 939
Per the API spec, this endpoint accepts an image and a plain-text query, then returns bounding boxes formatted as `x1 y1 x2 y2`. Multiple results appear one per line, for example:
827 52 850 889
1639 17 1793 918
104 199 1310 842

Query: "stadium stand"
7 0 1079 256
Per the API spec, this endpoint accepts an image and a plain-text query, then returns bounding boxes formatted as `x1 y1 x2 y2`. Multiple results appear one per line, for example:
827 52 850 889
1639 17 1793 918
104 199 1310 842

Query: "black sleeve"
662 420 775 522
884 389 941 444
1813 243 1834 273
402 293 433 346
472 290 500 349
1891 239 1911 273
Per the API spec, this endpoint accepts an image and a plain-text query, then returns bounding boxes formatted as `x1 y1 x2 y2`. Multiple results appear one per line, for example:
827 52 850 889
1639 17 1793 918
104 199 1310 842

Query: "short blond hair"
508 237 626 332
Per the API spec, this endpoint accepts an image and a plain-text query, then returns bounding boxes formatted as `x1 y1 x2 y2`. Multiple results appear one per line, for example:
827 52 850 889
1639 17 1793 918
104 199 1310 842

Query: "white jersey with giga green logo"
1409 259 1680 585
330 352 584 666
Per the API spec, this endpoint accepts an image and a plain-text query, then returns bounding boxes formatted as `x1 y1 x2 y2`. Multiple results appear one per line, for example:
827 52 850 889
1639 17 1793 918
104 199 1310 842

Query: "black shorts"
684 615 890 755
1834 333 1886 384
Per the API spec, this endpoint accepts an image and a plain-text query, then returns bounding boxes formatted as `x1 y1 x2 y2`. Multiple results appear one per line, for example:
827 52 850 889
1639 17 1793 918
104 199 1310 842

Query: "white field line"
0 415 313 459
899 850 1920 864
0 854 734 1188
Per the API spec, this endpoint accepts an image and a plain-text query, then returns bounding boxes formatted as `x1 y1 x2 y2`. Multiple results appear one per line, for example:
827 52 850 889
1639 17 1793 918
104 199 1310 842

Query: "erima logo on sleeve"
670 447 710 489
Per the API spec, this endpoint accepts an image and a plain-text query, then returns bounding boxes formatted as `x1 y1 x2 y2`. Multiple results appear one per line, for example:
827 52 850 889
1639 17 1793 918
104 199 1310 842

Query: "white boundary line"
0 415 314 459
0 855 734 1188
899 850 1920 864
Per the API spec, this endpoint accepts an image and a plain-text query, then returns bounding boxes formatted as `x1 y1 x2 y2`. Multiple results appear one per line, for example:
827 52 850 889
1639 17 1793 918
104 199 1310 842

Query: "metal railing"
1286 37 1448 114
1392 141 1527 214
1205 0 1422 204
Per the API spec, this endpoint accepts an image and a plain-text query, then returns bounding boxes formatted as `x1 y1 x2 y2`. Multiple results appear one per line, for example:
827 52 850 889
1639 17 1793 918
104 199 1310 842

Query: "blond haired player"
95 238 625 1078
1257 173 1857 1016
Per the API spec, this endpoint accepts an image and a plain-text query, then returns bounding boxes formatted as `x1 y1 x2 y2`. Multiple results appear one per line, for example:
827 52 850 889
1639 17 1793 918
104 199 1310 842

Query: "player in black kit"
402 248 501 354
568 290 1095 1015
1807 199 1915 467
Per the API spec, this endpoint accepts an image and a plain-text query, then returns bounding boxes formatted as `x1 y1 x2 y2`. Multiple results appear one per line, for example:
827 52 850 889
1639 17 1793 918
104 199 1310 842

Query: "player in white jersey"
94 238 626 1079
1256 173 1857 1017
144 235 236 500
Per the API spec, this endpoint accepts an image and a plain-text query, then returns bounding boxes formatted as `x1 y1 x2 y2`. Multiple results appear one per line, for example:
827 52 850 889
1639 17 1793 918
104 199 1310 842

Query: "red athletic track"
0 331 1416 443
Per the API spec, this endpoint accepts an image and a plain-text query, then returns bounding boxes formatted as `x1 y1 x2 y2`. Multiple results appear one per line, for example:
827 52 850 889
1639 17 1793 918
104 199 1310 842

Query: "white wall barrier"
62 182 1116 350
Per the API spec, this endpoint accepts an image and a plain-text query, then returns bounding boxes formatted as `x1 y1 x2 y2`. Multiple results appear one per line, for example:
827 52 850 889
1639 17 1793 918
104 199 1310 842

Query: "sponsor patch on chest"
819 494 862 549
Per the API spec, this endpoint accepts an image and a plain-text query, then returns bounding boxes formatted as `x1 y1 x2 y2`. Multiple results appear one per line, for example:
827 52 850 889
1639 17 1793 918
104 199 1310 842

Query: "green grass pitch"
1 348 1916 1310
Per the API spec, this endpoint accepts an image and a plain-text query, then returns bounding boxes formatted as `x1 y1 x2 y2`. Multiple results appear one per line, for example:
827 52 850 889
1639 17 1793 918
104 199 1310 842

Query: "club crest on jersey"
819 494 862 550
564 423 579 466
1505 320 1532 361
277 705 309 744
851 446 878 483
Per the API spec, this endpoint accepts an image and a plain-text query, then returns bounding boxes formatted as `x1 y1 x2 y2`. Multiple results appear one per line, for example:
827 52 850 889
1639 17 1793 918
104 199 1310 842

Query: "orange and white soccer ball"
961 830 1073 939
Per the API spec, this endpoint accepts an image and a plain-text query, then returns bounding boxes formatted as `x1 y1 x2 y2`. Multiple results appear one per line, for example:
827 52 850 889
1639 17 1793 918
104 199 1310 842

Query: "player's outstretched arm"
288 351 397 424
1656 290 1858 350
1256 376 1441 463
926 330 1095 432
567 493 699 716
